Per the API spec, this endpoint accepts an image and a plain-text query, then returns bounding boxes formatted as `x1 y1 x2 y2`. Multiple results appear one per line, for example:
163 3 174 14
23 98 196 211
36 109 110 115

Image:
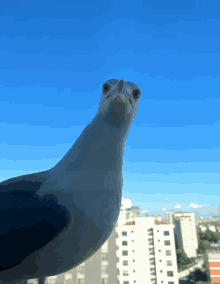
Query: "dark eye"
102 84 110 93
132 89 140 99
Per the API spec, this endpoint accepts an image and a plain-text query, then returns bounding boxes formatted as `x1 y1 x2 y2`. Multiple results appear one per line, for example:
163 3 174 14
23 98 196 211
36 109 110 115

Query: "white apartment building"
165 211 198 258
115 217 178 284
117 198 140 225
30 200 178 284
165 211 175 225
44 226 118 284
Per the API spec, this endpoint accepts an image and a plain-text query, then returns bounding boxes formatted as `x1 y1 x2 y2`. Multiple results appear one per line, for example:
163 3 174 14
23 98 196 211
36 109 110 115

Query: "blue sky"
0 0 220 217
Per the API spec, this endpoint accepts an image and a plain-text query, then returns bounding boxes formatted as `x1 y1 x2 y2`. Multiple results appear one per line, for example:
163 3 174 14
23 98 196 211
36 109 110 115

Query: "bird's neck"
52 113 128 174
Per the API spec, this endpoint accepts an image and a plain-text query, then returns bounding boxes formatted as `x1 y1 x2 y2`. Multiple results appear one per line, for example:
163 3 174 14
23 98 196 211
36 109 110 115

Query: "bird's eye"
102 84 110 93
132 89 140 99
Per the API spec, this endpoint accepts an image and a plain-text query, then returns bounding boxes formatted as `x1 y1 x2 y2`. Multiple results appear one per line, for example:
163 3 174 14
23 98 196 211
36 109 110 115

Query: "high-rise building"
116 217 178 284
117 197 132 225
165 211 175 225
44 225 118 284
37 200 179 284
166 211 198 258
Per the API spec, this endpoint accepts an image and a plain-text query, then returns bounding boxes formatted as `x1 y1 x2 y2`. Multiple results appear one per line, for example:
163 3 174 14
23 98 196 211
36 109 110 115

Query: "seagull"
0 79 141 284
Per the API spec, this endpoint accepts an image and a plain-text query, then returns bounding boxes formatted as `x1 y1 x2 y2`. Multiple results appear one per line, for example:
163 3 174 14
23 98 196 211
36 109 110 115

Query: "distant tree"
197 239 211 254
199 231 208 241
186 271 195 283
174 233 181 250
192 268 209 282
203 252 211 283
176 248 191 266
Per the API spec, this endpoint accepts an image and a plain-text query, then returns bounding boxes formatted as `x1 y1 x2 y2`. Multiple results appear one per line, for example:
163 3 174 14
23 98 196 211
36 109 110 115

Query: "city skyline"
122 197 220 219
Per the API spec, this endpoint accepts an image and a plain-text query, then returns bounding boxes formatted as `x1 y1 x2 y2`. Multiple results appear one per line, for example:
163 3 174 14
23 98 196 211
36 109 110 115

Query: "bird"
0 79 141 284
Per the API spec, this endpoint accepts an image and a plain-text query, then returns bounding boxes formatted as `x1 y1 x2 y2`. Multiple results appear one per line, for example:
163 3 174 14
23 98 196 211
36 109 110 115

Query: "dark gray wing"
0 172 71 272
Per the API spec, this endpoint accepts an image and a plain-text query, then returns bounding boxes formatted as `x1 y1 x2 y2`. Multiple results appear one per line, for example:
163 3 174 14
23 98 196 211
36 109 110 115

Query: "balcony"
101 270 108 275
150 272 156 276
101 253 108 262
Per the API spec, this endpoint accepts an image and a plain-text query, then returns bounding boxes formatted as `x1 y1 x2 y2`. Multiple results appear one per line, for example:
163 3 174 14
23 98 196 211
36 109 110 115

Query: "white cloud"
141 210 148 213
174 204 181 209
188 203 203 209
162 208 167 211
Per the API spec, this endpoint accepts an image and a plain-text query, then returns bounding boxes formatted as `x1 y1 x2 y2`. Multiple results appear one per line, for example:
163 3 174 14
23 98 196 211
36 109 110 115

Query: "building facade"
166 211 198 258
29 201 181 284
207 246 220 284
115 217 178 284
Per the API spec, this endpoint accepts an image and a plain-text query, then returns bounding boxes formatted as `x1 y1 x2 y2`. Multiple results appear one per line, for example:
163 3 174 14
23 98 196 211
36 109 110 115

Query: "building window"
158 239 160 242
161 281 163 283
132 250 135 252
167 271 174 277
132 240 134 242
157 230 159 232
122 241 128 246
166 250 171 256
159 260 162 262
77 266 84 274
122 231 127 236
102 279 108 284
167 260 172 266
133 260 135 262
122 250 128 256
133 270 135 272
132 231 134 233
123 260 128 266
160 270 163 273
123 270 129 276
101 264 108 274
134 281 136 283
159 250 161 252
168 282 174 284
164 231 170 236
101 253 108 261
150 268 155 271
165 240 171 246
123 282 129 284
